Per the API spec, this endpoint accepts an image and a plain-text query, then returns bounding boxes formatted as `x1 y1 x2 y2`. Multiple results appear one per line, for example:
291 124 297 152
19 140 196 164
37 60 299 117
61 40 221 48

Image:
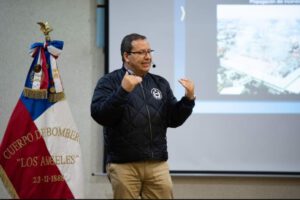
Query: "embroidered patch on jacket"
151 88 162 100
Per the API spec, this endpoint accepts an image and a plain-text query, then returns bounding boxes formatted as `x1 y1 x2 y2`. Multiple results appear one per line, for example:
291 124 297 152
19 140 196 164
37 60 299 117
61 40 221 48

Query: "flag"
0 40 84 198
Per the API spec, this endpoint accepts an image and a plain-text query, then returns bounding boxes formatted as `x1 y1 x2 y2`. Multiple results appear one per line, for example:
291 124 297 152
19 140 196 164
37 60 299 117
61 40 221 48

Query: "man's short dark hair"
121 33 147 62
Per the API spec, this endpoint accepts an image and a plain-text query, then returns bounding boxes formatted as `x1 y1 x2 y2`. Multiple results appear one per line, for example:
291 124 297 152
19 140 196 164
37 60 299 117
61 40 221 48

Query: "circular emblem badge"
151 88 162 100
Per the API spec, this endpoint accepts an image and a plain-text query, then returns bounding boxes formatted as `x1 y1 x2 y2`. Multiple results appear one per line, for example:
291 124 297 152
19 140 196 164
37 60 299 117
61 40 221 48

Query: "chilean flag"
0 41 84 198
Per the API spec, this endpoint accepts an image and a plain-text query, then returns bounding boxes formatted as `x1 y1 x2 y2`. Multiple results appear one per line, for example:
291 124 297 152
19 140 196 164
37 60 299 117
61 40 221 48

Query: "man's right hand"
121 71 142 92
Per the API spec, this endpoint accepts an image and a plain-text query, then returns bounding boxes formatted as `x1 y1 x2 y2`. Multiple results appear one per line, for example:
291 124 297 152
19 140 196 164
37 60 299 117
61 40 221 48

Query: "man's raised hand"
121 71 143 92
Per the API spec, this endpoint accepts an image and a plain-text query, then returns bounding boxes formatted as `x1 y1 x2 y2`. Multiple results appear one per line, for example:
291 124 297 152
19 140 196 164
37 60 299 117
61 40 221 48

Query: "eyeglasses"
128 49 154 56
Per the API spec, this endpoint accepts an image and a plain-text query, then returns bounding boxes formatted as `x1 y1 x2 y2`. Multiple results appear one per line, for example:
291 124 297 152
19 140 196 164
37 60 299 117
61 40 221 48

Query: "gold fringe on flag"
23 87 47 99
48 92 65 102
0 165 19 199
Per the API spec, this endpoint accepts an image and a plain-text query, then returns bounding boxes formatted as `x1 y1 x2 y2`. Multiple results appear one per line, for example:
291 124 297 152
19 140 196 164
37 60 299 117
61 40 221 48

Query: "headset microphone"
152 63 156 68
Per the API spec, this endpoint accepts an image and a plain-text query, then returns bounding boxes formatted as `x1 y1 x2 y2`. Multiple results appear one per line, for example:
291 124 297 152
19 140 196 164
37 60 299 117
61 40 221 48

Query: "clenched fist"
121 71 143 92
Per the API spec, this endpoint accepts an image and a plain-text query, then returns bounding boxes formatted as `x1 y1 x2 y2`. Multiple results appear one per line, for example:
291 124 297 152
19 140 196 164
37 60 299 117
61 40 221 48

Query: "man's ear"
123 52 130 63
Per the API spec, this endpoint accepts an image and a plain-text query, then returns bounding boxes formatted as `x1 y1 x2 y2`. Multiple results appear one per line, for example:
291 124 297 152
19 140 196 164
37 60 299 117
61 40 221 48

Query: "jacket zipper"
139 82 154 158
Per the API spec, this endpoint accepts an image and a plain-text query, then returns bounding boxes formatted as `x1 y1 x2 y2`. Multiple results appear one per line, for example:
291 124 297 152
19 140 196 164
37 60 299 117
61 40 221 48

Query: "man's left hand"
178 78 195 100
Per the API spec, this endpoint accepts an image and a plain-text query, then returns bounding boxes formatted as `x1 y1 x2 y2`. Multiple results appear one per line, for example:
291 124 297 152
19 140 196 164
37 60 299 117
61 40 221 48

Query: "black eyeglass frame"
127 49 155 56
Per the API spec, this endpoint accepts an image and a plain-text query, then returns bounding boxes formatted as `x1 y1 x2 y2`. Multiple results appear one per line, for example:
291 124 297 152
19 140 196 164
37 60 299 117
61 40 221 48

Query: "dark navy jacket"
91 67 195 163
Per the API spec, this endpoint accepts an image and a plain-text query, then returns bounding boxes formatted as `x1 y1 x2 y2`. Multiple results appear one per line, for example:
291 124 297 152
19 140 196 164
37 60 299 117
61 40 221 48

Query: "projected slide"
217 5 300 95
180 0 300 114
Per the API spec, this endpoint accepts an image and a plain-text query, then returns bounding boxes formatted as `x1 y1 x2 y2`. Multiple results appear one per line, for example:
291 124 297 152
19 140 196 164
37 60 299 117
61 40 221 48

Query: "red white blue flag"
0 40 84 198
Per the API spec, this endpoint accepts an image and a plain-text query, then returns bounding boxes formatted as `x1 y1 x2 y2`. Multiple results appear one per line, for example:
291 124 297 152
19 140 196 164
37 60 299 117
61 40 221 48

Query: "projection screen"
107 0 300 175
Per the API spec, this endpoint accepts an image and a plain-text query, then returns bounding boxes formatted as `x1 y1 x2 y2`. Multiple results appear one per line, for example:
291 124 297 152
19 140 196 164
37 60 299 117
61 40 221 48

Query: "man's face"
124 39 152 76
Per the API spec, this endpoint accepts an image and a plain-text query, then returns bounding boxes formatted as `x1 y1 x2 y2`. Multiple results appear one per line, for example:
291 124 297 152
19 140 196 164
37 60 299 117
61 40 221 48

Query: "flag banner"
0 40 84 198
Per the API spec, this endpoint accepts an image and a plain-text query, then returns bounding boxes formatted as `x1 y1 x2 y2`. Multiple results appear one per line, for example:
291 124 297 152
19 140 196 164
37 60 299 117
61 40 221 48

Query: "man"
91 33 195 199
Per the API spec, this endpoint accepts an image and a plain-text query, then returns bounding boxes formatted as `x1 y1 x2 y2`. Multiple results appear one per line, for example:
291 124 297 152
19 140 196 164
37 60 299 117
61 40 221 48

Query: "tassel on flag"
0 22 84 199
